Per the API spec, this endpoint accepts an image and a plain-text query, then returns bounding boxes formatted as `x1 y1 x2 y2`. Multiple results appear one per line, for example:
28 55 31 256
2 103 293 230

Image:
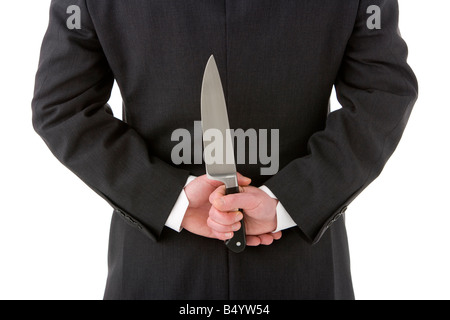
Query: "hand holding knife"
201 55 247 253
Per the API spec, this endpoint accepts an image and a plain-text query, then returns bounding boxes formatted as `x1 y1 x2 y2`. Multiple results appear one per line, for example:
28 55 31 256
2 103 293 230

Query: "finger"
246 233 282 246
195 175 226 190
209 185 226 205
258 234 274 245
212 192 260 212
246 236 261 246
272 231 283 240
236 172 252 186
211 230 234 241
207 217 241 234
209 206 243 226
208 184 250 206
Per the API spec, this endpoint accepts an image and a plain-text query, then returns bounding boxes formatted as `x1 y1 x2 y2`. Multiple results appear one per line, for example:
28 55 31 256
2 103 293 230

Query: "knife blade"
201 55 246 253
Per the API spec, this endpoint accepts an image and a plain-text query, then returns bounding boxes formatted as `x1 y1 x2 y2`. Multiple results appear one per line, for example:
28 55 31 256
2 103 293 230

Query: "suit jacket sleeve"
32 0 190 241
264 0 418 244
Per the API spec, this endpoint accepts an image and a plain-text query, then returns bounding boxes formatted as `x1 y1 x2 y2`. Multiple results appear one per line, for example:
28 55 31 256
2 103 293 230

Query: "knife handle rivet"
236 242 242 247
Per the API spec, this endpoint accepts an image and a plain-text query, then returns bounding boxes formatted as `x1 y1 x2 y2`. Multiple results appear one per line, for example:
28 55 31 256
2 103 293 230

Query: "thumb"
236 172 251 186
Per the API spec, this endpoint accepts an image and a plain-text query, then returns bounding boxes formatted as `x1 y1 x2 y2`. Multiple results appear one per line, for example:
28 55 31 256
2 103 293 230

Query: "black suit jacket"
32 0 418 300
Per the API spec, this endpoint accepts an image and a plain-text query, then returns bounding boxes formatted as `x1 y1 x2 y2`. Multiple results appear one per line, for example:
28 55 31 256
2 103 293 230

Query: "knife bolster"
207 173 238 190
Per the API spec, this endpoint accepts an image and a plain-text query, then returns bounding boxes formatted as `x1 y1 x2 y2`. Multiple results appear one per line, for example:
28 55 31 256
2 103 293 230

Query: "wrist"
249 197 278 234
268 199 278 232
183 176 197 207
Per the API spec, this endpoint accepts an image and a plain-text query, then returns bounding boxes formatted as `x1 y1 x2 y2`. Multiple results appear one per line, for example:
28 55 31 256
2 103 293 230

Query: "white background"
0 0 448 300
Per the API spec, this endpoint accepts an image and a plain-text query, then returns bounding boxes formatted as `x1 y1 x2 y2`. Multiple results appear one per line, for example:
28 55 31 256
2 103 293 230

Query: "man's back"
83 0 356 185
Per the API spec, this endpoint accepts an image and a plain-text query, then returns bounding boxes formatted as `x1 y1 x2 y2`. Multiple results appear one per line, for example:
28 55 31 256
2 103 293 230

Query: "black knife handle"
224 186 246 253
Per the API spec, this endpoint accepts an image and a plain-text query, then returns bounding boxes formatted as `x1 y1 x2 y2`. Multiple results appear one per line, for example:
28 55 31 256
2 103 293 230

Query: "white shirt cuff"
259 185 297 233
165 175 197 232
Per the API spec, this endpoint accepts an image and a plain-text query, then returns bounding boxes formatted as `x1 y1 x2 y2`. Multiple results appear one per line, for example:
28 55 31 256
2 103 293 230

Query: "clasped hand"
182 174 282 246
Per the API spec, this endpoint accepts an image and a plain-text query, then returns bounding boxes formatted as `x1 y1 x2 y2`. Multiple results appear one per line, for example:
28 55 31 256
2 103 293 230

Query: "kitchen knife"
201 55 246 253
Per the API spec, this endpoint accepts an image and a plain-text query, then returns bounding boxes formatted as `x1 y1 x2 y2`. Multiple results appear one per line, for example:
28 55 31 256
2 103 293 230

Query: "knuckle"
216 211 232 224
208 207 217 219
225 212 236 224
206 217 215 229
209 192 218 204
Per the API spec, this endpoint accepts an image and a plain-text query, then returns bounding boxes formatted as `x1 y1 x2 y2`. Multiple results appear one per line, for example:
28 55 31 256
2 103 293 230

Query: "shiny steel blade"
201 55 238 189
